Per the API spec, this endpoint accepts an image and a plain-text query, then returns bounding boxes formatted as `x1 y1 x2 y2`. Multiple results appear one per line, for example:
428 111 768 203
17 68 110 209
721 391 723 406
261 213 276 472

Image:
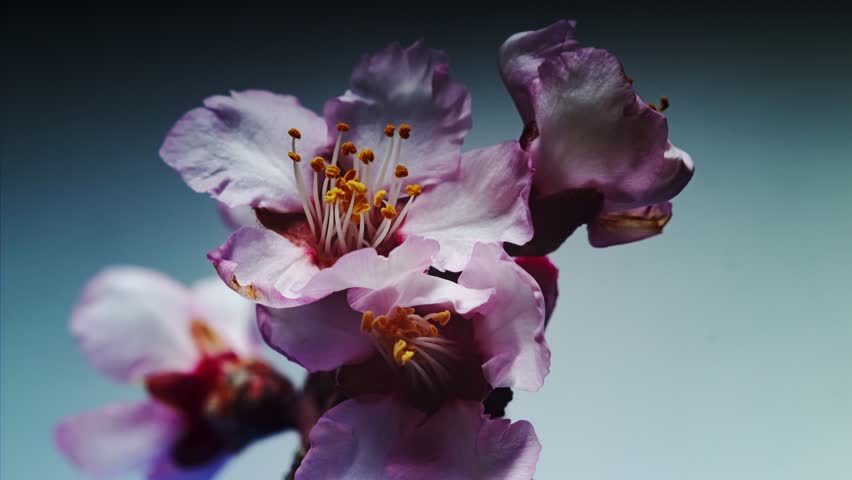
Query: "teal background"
2 6 850 479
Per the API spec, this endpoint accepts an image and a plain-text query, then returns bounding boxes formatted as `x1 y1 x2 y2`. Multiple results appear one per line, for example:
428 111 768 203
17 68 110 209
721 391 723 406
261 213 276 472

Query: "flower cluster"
56 19 692 480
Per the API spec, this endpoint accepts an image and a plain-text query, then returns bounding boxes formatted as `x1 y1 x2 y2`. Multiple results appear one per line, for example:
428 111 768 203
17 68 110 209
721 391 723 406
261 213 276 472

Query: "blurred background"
2 5 850 479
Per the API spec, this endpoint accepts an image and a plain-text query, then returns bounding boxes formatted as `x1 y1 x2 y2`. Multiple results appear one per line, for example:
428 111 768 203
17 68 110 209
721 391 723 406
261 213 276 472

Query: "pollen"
381 204 398 219
310 157 326 173
336 122 350 132
287 152 302 162
430 310 451 326
384 124 396 137
394 165 409 178
373 190 387 207
325 165 341 178
353 202 371 215
324 188 344 203
347 180 367 194
398 124 412 139
405 184 422 196
393 339 416 366
341 142 357 155
358 149 375 164
287 128 301 139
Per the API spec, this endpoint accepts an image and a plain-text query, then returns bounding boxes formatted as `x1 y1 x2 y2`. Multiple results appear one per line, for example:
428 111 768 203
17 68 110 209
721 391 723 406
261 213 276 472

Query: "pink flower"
499 20 695 253
160 42 533 307
54 267 296 479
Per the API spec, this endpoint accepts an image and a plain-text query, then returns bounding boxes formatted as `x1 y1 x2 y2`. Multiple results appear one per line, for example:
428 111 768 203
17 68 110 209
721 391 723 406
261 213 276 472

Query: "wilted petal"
216 202 257 231
514 256 559 327
160 90 328 212
189 277 261 358
55 401 181 478
459 244 550 391
324 42 471 191
71 267 198 382
296 397 425 480
499 19 579 123
386 401 541 480
531 48 693 210
587 202 673 248
208 227 321 307
397 141 533 271
257 293 373 372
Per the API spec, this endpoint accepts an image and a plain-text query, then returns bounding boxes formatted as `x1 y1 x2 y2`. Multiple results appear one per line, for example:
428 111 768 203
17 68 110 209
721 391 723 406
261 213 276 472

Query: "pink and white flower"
499 20 695 253
54 267 296 479
160 42 533 308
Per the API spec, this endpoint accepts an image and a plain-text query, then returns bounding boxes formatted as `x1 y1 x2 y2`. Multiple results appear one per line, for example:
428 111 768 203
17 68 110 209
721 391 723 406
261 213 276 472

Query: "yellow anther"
399 350 415 365
324 188 344 203
373 190 387 207
353 202 371 216
358 149 375 164
431 310 451 326
343 169 357 182
335 178 346 189
347 180 367 194
341 142 357 155
405 184 422 196
287 152 302 162
381 204 398 219
336 122 350 132
361 311 374 332
287 128 301 139
384 124 396 137
372 315 387 330
398 124 411 139
325 165 341 178
310 157 326 173
393 339 415 365
394 165 409 178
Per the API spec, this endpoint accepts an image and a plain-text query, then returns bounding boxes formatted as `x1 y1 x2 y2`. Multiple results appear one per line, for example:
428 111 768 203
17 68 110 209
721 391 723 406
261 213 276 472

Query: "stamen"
380 204 397 220
361 311 374 332
373 190 387 207
394 165 409 178
398 124 411 139
287 140 317 236
659 96 669 112
325 165 341 178
287 128 301 139
336 122 350 132
376 125 399 189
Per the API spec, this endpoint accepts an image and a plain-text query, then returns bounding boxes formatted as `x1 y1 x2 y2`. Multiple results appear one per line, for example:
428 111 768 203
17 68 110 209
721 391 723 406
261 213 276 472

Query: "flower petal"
257 293 373 372
397 141 533 272
499 19 579 123
530 48 694 210
189 277 261 358
296 397 425 480
299 237 439 298
208 227 321 307
323 42 471 191
347 273 492 319
160 90 328 212
459 244 550 391
71 267 198 382
514 256 559 327
216 202 258 231
55 401 182 478
587 201 673 248
386 401 541 480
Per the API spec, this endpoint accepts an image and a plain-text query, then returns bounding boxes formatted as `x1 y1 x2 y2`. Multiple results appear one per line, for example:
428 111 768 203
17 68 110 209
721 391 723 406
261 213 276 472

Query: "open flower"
499 20 694 253
54 267 297 479
160 42 533 307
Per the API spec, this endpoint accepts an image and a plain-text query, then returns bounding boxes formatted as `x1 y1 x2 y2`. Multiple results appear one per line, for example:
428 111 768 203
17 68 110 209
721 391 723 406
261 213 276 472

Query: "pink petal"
397 141 534 272
216 202 258 231
323 42 471 192
257 293 374 372
299 237 439 298
71 267 198 382
386 401 541 480
189 277 261 358
459 244 550 391
296 397 425 480
587 201 674 248
530 48 694 210
347 273 492 319
514 256 559 327
160 90 328 213
208 227 321 307
499 19 579 123
55 401 182 478
147 455 228 480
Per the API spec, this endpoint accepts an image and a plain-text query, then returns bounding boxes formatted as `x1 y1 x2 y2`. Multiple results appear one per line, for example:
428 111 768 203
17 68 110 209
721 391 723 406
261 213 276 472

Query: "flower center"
360 306 458 392
287 123 422 257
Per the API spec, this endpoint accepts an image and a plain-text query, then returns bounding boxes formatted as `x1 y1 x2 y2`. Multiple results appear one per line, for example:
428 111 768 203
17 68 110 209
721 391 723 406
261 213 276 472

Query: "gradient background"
2 5 850 479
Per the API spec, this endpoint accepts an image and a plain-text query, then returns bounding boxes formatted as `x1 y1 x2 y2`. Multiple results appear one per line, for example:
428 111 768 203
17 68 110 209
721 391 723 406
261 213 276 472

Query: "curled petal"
257 293 373 372
216 202 257 231
324 41 471 191
208 227 321 307
55 401 181 478
347 273 492 319
459 244 550 391
70 267 198 382
514 256 559 327
161 90 328 212
397 141 533 271
588 202 673 248
189 277 261 358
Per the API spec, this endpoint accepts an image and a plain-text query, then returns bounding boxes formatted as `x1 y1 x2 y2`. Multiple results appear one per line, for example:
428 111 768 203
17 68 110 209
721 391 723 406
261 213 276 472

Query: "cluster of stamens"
360 307 457 389
287 123 422 256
